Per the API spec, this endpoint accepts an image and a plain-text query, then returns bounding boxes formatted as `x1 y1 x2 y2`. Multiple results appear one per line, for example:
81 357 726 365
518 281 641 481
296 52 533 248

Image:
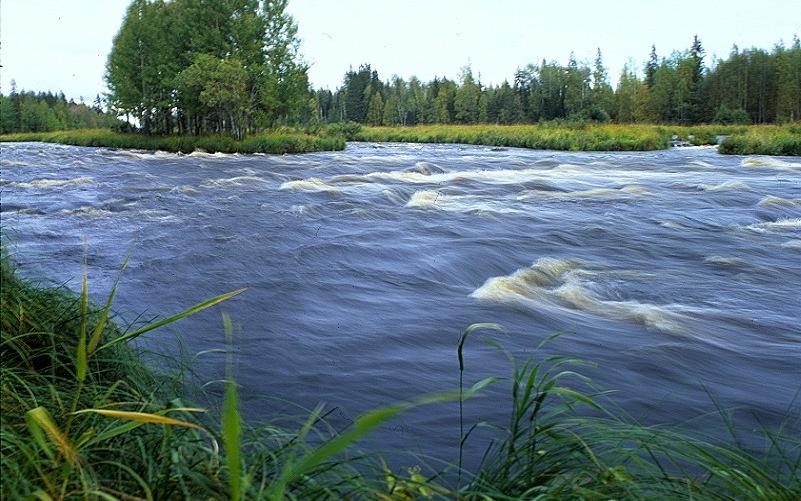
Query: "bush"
322 121 363 140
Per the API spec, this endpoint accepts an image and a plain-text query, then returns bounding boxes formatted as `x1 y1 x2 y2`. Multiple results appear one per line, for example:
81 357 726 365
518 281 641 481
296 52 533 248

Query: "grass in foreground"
2 252 799 500
0 129 345 154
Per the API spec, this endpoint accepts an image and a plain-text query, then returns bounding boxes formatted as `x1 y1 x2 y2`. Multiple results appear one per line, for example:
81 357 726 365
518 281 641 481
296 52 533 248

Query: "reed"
2 247 799 499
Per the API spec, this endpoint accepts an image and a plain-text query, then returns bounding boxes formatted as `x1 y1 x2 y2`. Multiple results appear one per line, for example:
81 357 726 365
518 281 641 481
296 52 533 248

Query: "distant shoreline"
1 123 798 156
0 129 346 155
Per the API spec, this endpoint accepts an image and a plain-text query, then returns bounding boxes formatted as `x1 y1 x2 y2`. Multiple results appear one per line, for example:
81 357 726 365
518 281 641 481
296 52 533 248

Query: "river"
2 141 800 468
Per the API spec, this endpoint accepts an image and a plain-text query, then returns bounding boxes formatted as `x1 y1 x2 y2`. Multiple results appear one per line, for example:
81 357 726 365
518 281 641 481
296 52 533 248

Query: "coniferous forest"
323 36 801 128
0 89 121 134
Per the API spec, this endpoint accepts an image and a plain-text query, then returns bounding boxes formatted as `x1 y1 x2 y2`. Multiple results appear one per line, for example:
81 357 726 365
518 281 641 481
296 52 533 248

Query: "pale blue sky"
1 0 799 100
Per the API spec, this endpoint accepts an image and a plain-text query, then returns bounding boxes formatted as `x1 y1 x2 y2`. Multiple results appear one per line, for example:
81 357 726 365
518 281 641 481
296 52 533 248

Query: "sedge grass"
353 123 800 155
718 124 801 156
2 248 799 499
3 123 798 156
0 129 345 155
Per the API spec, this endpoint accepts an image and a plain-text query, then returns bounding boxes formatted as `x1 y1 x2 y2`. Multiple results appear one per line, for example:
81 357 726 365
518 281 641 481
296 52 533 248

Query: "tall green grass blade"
268 392 457 500
221 313 243 501
88 255 129 354
457 322 505 372
457 322 504 488
97 288 246 352
76 257 88 382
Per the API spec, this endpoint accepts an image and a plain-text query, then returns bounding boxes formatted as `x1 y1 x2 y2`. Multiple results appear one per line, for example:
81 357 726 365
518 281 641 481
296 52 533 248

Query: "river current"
2 142 800 467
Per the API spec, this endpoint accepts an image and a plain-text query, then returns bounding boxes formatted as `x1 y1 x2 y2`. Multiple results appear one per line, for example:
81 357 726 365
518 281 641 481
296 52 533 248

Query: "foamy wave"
59 206 113 217
406 190 446 208
171 185 200 194
332 153 418 164
188 150 234 158
744 218 801 232
697 180 752 192
0 159 28 167
742 157 801 170
350 165 579 186
281 162 670 194
138 209 178 221
280 178 340 192
781 239 801 250
471 258 685 333
405 190 519 215
704 256 748 267
660 221 685 230
758 195 801 207
382 189 408 205
8 177 93 189
202 176 266 188
406 161 445 175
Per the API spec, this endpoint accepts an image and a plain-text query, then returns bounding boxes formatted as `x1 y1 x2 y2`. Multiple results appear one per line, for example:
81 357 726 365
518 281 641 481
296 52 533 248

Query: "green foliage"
352 123 800 155
321 121 363 140
318 35 799 129
0 89 120 134
0 129 345 154
714 104 752 125
719 125 801 155
354 124 672 151
105 0 308 137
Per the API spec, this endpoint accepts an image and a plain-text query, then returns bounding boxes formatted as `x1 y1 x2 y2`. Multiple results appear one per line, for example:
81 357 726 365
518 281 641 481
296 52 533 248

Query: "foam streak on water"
2 141 799 467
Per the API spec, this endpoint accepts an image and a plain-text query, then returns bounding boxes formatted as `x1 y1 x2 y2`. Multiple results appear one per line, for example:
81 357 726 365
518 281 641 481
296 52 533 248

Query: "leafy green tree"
178 55 249 138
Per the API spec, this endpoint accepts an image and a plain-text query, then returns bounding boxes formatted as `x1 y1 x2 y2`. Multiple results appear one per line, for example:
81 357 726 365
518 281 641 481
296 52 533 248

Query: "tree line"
3 0 799 140
105 0 308 138
0 86 120 134
316 35 800 127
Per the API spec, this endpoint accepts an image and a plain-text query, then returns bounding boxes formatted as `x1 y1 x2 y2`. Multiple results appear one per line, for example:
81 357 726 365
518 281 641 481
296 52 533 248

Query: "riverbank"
0 129 345 154
2 252 799 499
352 123 801 155
2 124 797 156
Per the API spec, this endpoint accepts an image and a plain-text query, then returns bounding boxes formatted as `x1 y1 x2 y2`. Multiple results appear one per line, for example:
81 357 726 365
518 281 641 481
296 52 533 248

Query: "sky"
1 0 799 101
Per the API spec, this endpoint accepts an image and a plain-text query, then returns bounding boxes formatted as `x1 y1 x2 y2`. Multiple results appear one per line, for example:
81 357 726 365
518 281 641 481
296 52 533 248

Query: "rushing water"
2 142 800 467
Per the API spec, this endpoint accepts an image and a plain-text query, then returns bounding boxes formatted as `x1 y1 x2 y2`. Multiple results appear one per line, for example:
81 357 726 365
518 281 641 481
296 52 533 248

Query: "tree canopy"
105 0 309 136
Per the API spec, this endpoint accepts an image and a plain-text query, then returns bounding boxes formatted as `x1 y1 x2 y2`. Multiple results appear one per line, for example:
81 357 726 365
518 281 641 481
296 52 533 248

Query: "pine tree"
365 91 384 125
645 45 658 88
686 35 706 123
